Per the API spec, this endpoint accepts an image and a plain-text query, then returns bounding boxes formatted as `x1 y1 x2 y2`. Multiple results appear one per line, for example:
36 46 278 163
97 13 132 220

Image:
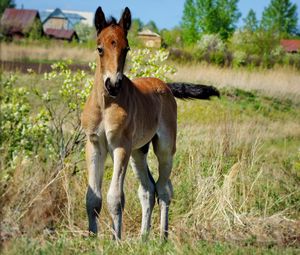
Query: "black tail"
167 82 220 100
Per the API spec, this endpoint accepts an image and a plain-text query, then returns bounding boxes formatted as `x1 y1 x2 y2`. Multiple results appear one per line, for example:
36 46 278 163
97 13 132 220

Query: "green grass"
3 234 300 255
1 72 300 254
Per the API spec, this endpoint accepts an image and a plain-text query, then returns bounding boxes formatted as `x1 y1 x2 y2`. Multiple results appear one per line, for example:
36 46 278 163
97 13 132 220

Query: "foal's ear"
119 7 131 34
94 7 107 33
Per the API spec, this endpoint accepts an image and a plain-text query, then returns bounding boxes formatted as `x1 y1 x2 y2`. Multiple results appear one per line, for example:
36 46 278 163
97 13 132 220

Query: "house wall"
43 18 68 30
138 35 161 48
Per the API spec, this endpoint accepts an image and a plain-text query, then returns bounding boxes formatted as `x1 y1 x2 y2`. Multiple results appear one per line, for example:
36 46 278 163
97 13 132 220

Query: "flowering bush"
127 48 176 81
1 49 175 166
0 75 50 163
196 34 227 65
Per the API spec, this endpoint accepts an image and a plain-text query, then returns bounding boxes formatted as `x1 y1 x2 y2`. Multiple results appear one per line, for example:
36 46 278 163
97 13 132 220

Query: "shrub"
196 34 227 65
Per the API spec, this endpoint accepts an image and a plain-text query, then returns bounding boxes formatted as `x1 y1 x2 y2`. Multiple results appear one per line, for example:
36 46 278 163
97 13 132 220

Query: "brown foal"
81 6 219 240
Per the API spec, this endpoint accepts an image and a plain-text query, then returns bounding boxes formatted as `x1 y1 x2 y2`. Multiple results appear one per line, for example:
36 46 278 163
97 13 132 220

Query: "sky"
15 0 300 30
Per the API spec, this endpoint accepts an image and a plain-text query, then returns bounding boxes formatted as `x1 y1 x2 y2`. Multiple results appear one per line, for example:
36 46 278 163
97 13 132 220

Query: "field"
1 43 300 254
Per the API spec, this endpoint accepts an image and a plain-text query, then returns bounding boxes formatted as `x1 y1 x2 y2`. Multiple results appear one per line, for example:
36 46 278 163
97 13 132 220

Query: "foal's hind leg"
153 135 175 240
130 143 155 238
85 134 107 234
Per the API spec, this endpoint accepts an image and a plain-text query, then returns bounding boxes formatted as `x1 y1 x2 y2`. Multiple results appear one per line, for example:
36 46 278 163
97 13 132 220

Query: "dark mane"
106 16 117 26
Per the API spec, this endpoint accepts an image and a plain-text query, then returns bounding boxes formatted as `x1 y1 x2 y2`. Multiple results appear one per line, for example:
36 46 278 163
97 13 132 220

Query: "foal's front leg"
86 134 107 234
107 143 131 240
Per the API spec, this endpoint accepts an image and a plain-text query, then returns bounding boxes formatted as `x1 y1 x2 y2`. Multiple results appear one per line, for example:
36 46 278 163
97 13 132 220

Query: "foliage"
126 49 176 80
196 34 227 65
0 62 93 166
229 29 281 67
0 49 175 166
73 23 95 43
181 0 199 45
26 19 43 40
161 27 183 48
144 20 159 34
0 75 50 163
261 0 298 37
181 0 241 43
243 9 258 32
127 18 144 48
0 0 15 17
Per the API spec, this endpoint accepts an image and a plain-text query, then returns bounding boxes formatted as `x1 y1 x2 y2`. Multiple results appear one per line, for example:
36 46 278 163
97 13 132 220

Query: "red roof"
44 28 78 40
280 39 300 53
0 8 40 34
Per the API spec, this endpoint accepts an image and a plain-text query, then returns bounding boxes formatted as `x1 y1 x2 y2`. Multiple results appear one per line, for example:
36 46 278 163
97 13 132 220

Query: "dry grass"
170 63 300 101
0 42 96 63
1 63 300 252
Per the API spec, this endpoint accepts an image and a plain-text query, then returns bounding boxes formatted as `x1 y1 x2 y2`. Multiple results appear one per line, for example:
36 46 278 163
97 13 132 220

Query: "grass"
1 65 300 254
170 63 300 102
0 42 96 64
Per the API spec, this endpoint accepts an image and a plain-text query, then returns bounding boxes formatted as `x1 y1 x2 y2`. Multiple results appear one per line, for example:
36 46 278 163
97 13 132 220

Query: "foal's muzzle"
104 77 123 98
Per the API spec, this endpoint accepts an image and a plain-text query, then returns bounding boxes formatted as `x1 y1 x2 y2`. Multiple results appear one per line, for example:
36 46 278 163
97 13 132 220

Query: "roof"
138 29 160 37
280 39 300 52
0 8 40 34
42 8 85 29
44 28 78 40
61 10 93 26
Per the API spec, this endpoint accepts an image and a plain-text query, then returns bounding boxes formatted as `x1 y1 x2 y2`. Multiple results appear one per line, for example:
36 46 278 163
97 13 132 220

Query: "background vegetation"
0 0 300 254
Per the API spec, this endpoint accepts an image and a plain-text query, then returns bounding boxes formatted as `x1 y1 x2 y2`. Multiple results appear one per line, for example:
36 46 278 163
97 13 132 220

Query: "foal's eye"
97 47 104 56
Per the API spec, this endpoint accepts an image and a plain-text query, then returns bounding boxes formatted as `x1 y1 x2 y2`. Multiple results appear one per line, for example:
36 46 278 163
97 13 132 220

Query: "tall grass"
170 63 300 101
0 42 96 63
1 71 299 253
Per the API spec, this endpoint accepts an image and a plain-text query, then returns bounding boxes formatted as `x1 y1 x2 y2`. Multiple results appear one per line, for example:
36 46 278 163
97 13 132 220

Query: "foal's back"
124 77 177 151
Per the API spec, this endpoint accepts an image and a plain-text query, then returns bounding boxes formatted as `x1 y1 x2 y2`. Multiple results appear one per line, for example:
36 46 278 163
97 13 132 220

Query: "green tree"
181 0 199 45
243 9 258 32
261 0 298 36
181 0 241 44
0 0 15 17
145 20 159 34
214 0 241 38
74 23 95 42
161 27 182 47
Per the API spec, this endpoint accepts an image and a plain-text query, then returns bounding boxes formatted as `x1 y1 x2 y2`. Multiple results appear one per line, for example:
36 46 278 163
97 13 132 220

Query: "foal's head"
94 7 131 97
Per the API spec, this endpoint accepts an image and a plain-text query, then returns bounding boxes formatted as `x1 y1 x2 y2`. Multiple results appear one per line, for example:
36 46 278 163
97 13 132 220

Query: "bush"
127 48 176 80
196 34 227 65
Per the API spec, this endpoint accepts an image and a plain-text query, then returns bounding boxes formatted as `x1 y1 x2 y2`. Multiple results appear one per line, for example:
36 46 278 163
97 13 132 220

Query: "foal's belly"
131 124 158 150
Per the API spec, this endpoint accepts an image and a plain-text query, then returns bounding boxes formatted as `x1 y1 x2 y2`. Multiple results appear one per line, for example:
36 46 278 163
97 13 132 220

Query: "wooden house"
0 8 43 39
138 29 161 48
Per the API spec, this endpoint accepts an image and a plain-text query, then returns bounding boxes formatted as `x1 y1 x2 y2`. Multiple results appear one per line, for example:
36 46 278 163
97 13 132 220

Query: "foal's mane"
106 17 118 27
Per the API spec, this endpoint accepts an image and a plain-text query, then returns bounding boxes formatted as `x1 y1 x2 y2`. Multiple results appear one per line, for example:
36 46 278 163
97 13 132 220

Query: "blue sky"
15 0 300 29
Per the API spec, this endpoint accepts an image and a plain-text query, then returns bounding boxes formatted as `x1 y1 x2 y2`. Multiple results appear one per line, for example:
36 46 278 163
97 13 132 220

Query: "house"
280 39 300 53
138 29 161 48
41 8 85 30
41 8 84 41
44 28 79 42
59 10 93 27
0 8 43 39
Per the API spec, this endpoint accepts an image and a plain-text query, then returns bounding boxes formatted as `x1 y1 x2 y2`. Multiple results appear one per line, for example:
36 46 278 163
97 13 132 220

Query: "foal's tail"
167 82 220 100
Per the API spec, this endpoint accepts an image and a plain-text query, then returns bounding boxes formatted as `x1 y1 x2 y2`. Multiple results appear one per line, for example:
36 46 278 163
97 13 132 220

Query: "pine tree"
261 0 298 36
243 9 258 32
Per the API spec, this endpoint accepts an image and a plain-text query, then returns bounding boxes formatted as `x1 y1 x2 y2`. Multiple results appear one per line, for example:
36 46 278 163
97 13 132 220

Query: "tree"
215 0 241 38
181 0 199 45
243 9 258 32
261 0 298 36
181 0 241 44
145 20 159 34
0 0 15 17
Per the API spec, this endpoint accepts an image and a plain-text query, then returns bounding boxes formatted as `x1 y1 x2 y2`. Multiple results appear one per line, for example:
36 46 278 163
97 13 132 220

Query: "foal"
81 7 219 240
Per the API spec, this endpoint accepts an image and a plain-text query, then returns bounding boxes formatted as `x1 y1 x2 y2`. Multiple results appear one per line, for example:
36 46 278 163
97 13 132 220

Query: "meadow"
0 43 300 254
